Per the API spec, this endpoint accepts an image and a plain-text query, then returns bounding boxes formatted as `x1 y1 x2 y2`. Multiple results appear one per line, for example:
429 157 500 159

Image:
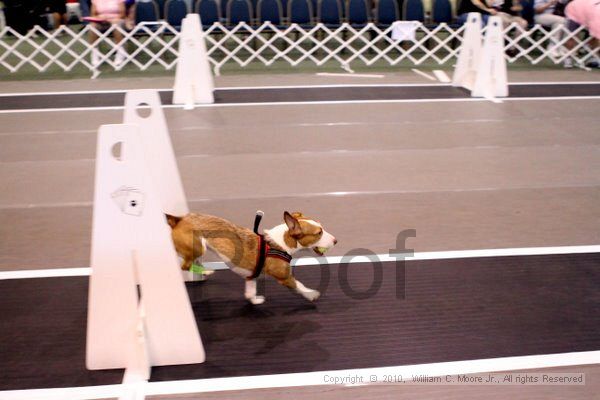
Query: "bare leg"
88 23 101 66
52 12 61 30
112 26 127 65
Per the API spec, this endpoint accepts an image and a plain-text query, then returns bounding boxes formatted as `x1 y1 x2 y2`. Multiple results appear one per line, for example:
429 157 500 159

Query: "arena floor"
0 69 599 399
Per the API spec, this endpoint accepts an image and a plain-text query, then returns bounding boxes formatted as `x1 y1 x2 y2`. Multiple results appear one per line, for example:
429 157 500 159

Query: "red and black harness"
248 234 292 280
248 211 292 280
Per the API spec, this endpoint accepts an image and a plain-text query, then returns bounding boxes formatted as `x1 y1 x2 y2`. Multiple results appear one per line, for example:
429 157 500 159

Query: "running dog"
166 211 337 304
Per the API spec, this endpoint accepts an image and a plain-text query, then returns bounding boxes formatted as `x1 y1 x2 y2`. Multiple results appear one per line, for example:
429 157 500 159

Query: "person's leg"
481 13 490 26
497 12 513 28
536 14 566 56
458 13 469 25
52 12 61 29
79 0 91 21
51 0 67 29
499 14 526 55
88 22 101 66
565 20 600 68
112 23 127 66
588 38 599 67
563 18 580 52
515 16 528 30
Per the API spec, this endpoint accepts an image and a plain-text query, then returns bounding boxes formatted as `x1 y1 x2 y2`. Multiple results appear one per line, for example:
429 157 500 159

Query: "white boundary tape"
2 245 599 280
1 96 600 115
0 350 598 399
0 81 598 97
315 72 385 78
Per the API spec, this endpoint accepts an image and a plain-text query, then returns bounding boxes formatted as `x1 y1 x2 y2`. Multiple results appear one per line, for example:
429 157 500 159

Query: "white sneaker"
563 57 573 69
114 48 127 67
547 46 560 59
91 50 101 67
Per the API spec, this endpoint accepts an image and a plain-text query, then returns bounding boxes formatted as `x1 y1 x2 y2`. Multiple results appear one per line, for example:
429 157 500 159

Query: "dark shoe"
585 59 599 69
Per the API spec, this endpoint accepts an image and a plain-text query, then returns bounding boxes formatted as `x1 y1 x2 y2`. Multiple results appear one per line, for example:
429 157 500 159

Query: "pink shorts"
566 0 600 38
92 0 124 20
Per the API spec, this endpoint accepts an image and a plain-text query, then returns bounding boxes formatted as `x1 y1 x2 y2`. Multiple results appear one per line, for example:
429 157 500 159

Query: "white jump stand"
123 90 203 282
173 13 215 109
452 12 483 92
86 123 205 399
472 16 508 99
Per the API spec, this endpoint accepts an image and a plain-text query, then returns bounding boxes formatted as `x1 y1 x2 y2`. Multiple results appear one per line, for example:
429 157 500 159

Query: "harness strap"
249 234 268 280
248 234 293 280
266 248 293 263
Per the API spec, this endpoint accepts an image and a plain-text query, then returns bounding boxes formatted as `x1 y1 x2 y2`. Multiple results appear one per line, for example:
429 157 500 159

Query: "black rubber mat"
1 253 599 391
1 83 599 110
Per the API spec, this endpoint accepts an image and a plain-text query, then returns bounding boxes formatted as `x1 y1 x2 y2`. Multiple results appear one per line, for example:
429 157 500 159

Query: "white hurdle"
453 13 508 99
123 90 202 282
452 13 483 91
472 16 508 98
87 94 205 400
123 90 189 216
173 14 215 109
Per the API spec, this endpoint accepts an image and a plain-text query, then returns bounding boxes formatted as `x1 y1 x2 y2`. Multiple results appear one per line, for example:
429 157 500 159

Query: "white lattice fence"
0 21 597 77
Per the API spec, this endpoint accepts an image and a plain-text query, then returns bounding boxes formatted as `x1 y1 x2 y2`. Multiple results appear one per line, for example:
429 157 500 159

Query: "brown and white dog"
166 211 337 304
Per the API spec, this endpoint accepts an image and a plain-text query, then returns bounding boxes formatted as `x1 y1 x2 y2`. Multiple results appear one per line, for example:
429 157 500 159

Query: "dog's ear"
291 212 304 219
284 211 302 236
165 214 182 229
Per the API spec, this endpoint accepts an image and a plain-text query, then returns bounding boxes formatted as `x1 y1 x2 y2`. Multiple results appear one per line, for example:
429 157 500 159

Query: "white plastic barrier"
173 14 215 109
87 123 205 372
472 16 508 98
453 14 508 100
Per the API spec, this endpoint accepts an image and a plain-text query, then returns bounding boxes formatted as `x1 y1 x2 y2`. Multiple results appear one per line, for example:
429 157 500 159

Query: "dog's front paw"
303 290 320 302
248 295 265 305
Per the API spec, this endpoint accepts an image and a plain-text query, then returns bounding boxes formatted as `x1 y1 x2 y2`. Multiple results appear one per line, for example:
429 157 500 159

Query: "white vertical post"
452 12 483 91
472 16 508 98
173 14 215 109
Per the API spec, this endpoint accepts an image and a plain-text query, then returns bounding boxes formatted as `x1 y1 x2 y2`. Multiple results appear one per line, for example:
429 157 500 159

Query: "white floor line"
0 89 168 97
433 70 451 83
0 350 598 400
218 81 599 89
1 95 600 114
0 81 597 97
315 72 385 78
1 245 599 281
3 182 600 211
509 81 600 85
411 68 437 81
484 95 504 104
0 129 96 137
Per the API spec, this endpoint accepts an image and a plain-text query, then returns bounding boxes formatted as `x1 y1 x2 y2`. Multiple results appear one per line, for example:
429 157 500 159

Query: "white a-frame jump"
173 13 215 109
87 92 205 397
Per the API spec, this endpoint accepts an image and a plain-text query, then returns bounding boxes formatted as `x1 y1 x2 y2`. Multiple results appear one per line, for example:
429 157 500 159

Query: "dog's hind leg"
173 230 206 271
244 279 265 305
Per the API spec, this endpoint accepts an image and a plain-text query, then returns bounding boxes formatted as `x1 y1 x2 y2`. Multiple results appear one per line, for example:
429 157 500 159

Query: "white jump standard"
172 13 215 109
453 13 508 99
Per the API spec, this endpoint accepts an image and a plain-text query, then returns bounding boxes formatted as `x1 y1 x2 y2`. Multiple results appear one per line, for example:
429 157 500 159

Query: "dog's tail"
165 214 182 229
